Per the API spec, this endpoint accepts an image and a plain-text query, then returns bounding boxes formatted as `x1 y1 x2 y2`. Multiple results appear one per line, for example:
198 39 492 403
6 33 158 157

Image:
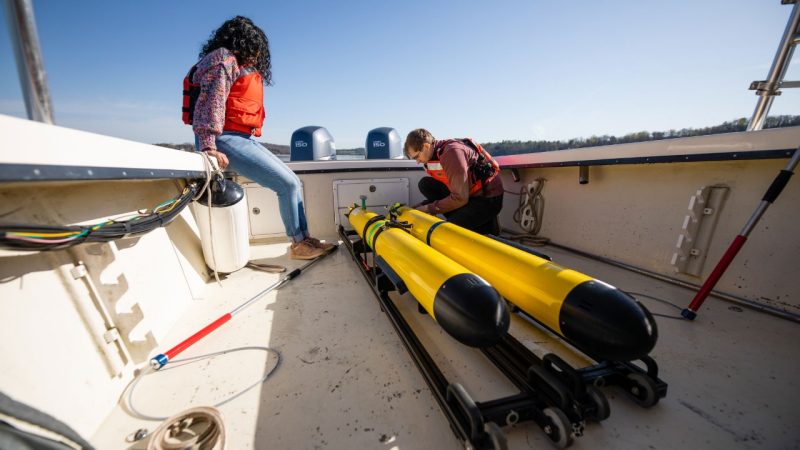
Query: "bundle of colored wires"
0 183 199 251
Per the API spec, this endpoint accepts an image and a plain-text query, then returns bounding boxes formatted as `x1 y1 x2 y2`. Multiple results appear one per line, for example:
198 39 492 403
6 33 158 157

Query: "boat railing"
4 0 53 124
747 1 800 131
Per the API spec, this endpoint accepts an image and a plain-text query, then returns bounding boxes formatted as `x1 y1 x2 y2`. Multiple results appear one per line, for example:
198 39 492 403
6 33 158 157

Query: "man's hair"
404 128 435 158
201 16 273 85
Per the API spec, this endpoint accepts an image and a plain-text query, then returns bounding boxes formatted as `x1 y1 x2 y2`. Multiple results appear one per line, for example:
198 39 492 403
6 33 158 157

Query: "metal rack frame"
339 224 669 449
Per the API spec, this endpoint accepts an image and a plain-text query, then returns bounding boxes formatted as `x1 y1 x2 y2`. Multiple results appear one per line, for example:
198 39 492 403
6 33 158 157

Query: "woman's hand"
203 148 229 170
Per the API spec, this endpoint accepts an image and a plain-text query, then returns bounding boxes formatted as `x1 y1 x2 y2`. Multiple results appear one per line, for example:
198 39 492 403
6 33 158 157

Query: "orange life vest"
223 67 265 137
182 65 265 137
424 138 500 196
181 66 200 125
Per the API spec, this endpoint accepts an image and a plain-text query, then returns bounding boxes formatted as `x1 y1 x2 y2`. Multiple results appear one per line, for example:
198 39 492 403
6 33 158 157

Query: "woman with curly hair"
188 16 333 260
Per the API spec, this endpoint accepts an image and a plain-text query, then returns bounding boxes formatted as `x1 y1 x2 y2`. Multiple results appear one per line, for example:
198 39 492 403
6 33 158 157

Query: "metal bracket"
748 80 800 95
374 256 407 294
103 328 121 344
69 263 88 279
671 185 730 276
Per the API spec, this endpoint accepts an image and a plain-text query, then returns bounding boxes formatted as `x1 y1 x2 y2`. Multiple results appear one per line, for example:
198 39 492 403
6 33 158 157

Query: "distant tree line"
155 115 799 156
153 141 291 153
481 115 800 156
262 143 290 154
153 142 196 152
153 141 364 155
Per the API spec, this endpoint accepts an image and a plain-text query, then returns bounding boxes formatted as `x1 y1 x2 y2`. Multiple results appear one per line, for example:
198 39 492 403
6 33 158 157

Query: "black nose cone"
434 274 510 348
559 280 658 361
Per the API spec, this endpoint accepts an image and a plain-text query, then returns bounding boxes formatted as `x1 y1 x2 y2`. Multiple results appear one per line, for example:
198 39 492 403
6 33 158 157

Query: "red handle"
164 313 232 361
686 235 747 313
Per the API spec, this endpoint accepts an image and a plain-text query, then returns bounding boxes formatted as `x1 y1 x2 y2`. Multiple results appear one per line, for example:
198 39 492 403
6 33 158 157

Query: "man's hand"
413 203 429 214
204 148 229 170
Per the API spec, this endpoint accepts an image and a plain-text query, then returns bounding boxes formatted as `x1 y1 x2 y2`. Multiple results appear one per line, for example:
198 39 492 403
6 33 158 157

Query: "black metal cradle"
338 225 666 449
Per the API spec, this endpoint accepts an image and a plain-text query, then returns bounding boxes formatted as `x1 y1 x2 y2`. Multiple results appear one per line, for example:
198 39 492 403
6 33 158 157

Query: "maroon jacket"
422 139 503 215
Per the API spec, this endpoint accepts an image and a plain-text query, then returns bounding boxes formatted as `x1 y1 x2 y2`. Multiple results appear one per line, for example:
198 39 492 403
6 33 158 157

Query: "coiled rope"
146 406 225 450
509 177 549 246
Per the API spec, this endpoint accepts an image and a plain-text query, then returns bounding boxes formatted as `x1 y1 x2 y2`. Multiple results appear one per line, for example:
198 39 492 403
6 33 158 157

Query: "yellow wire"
8 230 82 238
9 219 112 238
154 201 179 214
90 220 114 230
152 188 188 214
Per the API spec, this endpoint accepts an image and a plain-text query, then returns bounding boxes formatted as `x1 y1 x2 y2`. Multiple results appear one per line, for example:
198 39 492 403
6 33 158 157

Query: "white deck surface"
92 240 800 450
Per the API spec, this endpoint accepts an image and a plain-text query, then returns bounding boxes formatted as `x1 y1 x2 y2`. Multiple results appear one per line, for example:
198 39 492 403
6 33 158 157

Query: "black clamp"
384 220 412 230
387 202 407 220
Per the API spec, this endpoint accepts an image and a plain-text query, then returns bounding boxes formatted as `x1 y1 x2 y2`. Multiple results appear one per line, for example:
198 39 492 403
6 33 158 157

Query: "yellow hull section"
396 207 593 335
348 207 472 318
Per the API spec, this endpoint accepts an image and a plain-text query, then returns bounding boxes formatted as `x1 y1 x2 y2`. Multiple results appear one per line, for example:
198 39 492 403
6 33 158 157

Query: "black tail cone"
559 280 658 361
433 273 510 348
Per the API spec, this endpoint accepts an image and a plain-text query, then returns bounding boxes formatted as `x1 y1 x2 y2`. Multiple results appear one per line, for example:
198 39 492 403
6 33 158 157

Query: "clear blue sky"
1 0 797 148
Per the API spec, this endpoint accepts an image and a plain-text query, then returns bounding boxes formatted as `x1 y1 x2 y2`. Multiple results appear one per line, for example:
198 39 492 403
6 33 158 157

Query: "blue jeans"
196 132 309 242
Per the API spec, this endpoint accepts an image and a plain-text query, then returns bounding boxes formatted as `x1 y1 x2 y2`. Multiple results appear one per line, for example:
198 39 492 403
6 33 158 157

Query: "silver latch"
70 264 88 279
103 328 121 344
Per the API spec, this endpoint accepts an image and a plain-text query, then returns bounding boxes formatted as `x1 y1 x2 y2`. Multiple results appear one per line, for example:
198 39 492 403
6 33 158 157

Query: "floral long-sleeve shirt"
191 48 241 151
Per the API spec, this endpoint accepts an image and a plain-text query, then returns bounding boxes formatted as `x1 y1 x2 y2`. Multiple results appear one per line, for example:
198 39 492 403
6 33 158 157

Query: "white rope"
126 346 281 422
195 153 223 285
192 152 219 202
513 177 546 235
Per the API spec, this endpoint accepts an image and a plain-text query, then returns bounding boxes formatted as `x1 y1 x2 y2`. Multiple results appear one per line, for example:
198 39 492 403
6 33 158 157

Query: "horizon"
1 1 798 148
153 114 800 150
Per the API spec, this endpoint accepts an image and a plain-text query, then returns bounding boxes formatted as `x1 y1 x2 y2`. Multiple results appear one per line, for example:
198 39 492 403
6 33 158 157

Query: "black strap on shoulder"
460 138 499 196
460 138 478 151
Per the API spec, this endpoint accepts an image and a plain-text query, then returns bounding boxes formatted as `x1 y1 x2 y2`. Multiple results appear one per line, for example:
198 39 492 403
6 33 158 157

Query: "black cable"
624 290 687 320
0 182 199 251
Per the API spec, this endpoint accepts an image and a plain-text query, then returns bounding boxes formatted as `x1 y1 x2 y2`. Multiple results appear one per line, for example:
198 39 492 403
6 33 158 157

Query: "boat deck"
92 239 800 450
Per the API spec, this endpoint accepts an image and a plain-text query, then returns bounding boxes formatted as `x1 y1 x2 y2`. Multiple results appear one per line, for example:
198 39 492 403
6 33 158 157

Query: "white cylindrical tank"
192 178 250 273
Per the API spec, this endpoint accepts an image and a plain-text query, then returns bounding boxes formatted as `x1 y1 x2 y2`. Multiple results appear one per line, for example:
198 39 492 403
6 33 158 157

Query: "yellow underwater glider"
346 204 510 348
391 205 657 362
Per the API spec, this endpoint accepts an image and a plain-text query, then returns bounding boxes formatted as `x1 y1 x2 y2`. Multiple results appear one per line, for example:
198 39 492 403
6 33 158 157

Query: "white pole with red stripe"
150 251 334 369
682 148 799 319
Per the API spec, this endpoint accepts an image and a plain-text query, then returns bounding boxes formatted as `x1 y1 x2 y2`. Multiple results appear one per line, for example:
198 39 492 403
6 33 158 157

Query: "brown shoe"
305 237 336 252
290 240 326 260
